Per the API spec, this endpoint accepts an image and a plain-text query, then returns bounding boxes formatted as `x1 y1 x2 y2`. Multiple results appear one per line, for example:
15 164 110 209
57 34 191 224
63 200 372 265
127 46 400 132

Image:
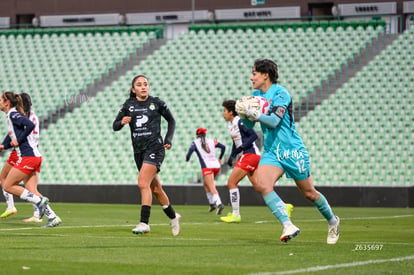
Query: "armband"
273 106 286 119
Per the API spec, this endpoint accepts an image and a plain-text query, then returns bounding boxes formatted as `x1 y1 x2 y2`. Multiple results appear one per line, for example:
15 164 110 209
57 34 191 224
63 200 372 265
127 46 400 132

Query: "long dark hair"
129 74 148 98
196 128 210 153
19 93 32 117
3 92 24 115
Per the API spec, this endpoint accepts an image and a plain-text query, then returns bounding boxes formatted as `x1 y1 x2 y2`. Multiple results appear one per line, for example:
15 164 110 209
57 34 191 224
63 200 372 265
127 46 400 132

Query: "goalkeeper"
220 100 293 224
236 59 340 244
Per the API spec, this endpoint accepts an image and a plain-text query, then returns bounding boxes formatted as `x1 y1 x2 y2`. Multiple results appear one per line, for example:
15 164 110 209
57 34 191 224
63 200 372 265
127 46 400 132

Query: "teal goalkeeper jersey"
252 84 306 154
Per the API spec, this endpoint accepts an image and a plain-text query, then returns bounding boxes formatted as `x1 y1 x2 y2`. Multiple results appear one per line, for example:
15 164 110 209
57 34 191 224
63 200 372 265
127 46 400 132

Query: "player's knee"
253 181 268 194
137 180 150 190
252 184 262 193
303 190 318 201
2 183 12 193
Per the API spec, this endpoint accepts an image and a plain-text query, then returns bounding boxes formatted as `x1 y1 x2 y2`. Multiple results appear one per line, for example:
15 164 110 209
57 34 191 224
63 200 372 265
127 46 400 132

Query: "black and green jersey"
113 96 175 153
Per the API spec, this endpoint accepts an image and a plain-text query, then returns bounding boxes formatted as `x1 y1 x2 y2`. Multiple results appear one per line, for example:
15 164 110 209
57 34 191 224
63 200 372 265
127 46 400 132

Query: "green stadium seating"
1 21 410 187
0 27 154 118
296 26 414 186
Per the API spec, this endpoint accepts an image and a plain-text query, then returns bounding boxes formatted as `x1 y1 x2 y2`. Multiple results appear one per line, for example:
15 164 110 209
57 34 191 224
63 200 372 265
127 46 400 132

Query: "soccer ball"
254 96 270 115
236 95 270 121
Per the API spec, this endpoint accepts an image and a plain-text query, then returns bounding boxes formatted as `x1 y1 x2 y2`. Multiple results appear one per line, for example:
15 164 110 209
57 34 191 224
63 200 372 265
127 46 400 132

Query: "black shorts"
134 145 165 172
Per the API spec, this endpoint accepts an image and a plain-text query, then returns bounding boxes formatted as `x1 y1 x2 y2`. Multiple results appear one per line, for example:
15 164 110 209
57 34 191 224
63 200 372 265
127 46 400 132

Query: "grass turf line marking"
1 214 413 232
4 233 413 246
255 214 414 224
250 255 414 275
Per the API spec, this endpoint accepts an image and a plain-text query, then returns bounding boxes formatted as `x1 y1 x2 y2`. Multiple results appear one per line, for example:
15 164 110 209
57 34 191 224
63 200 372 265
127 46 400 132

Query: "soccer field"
0 203 413 275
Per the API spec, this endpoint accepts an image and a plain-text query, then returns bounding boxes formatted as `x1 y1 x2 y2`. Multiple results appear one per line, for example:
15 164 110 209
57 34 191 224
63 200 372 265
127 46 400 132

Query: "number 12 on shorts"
296 160 305 173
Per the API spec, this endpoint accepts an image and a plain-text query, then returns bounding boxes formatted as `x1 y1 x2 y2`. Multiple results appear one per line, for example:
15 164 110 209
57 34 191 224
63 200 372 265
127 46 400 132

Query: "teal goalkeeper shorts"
259 148 311 181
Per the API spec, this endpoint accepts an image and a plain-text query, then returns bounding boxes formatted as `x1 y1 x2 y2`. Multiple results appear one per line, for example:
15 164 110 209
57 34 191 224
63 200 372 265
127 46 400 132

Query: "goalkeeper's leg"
256 165 300 242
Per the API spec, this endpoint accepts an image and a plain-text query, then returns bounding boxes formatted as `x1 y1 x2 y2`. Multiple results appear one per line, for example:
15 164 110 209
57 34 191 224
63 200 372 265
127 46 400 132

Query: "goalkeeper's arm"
256 106 285 128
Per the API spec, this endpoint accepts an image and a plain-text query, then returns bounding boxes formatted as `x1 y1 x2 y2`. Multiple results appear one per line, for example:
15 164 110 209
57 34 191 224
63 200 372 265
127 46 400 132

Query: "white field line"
4 232 413 247
250 255 414 275
0 214 412 232
255 214 414 224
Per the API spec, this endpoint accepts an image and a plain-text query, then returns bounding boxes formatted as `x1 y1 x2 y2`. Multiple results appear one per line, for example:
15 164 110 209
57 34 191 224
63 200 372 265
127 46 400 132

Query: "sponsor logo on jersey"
276 143 304 161
135 115 148 127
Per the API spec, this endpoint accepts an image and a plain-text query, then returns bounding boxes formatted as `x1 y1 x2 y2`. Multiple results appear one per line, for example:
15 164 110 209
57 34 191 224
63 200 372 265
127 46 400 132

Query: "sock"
312 192 336 225
263 191 291 225
162 205 176 219
206 192 214 204
229 188 240 216
32 203 40 218
44 205 56 219
212 193 222 206
20 189 41 204
3 190 15 209
140 205 151 224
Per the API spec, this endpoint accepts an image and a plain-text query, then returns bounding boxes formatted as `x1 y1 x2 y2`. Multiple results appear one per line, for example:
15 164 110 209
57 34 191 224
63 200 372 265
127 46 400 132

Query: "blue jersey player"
237 59 340 244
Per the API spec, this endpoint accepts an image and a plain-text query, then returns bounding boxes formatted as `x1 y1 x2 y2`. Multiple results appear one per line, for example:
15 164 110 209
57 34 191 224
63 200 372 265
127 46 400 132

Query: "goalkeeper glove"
246 104 260 121
235 99 248 116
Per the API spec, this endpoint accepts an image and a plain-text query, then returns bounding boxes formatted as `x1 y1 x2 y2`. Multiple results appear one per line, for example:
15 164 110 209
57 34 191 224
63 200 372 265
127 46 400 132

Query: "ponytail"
196 128 210 153
3 92 24 115
19 93 32 117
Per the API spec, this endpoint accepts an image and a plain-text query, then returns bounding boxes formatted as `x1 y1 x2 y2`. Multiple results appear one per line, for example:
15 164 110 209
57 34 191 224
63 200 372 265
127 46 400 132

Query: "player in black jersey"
113 75 180 236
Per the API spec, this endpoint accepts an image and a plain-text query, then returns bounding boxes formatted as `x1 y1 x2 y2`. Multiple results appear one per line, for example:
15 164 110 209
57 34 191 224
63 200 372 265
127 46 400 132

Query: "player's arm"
229 142 238 159
228 142 242 167
1 135 12 150
12 113 35 145
185 143 196 161
256 106 285 129
160 101 175 147
113 103 129 131
239 120 258 149
215 142 226 160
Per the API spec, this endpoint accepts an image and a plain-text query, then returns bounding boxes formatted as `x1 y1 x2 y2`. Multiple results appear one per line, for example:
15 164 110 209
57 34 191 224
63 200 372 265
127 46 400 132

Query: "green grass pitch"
0 203 413 274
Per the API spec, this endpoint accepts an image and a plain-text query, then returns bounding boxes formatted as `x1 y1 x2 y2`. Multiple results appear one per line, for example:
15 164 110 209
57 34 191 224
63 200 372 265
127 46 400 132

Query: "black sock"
163 205 176 219
140 205 151 224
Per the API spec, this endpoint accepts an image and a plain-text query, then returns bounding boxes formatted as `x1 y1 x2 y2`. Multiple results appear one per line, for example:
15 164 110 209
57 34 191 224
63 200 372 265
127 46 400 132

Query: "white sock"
32 203 40 218
3 189 15 209
206 192 214 204
212 193 222 206
20 189 41 204
229 188 240 216
44 205 56 219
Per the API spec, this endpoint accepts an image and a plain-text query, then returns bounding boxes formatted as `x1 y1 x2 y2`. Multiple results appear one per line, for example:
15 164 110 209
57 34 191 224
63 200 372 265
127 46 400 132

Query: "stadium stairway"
0 26 162 126
294 26 414 187
295 29 398 120
41 37 167 129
